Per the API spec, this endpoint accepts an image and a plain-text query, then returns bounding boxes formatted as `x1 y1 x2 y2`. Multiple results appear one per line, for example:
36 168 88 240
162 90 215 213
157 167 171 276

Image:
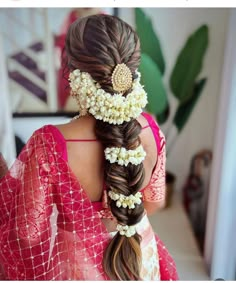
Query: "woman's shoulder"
33 124 64 139
141 112 161 129
140 112 166 154
26 124 66 150
19 124 67 162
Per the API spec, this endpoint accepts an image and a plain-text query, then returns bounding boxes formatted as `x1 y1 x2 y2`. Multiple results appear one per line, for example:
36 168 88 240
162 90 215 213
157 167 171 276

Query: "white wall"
205 9 236 280
0 35 16 166
119 8 229 191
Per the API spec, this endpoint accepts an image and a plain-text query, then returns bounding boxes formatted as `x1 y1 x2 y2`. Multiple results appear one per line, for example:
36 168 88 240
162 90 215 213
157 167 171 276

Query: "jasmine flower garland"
108 191 142 209
116 224 136 237
104 145 146 166
69 69 148 125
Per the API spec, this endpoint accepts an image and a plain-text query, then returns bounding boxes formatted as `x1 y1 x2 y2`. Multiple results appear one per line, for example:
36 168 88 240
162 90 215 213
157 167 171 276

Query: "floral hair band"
116 224 136 237
104 145 146 166
108 191 142 209
69 67 148 125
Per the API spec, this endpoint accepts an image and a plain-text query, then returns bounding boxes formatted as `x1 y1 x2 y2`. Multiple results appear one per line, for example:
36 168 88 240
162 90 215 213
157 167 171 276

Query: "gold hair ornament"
111 63 133 93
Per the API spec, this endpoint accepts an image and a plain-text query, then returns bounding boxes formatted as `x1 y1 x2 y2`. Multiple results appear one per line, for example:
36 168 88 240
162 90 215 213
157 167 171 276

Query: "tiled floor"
149 193 210 280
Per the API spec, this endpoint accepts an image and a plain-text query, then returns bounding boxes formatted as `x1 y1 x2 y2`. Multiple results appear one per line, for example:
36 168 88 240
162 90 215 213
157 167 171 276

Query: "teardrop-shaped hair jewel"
111 63 133 93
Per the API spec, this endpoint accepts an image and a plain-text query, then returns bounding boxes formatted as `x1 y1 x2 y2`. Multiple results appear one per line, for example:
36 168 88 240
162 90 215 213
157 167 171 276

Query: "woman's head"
65 14 141 94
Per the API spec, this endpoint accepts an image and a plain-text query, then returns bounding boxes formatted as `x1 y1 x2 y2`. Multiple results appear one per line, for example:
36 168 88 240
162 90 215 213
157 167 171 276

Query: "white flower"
116 224 136 237
69 69 148 124
104 145 146 166
108 190 143 210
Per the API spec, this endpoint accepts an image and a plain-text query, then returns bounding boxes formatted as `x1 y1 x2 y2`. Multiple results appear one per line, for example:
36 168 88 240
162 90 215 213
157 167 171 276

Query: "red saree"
0 113 178 280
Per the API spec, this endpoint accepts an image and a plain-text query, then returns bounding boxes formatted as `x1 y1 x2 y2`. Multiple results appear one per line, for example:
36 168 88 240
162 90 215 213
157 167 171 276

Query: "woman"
0 15 178 280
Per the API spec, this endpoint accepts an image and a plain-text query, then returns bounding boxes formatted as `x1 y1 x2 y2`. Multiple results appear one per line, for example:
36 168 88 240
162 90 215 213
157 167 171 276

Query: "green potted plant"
135 8 209 207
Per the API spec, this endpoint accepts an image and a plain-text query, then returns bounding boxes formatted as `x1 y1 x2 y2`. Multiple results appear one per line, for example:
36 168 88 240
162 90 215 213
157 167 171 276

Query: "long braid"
65 14 145 280
96 120 145 280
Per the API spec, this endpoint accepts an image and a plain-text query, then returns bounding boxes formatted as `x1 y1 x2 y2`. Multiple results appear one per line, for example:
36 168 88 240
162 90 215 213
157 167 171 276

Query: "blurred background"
0 7 235 280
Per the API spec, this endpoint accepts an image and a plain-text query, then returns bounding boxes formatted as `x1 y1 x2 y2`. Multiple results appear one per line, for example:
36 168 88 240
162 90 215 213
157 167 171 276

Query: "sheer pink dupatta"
0 128 110 280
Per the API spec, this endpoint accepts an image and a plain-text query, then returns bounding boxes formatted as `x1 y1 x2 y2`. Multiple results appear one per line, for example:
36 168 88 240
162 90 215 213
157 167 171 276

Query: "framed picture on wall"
2 7 118 115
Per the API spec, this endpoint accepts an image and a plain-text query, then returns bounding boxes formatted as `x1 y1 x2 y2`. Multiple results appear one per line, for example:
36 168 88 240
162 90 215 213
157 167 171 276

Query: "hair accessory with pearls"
69 68 147 124
111 63 133 93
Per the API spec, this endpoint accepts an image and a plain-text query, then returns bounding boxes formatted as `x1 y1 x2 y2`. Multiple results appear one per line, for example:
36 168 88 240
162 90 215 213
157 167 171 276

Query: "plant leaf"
135 8 165 75
156 104 170 125
140 53 168 116
174 78 207 132
170 25 209 104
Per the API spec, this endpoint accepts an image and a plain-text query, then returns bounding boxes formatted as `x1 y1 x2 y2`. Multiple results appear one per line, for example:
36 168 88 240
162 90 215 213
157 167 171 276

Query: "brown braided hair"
65 14 145 280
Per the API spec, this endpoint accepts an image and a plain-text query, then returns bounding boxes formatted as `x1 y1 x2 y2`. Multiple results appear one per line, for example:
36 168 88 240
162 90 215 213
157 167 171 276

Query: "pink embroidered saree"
0 113 178 280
